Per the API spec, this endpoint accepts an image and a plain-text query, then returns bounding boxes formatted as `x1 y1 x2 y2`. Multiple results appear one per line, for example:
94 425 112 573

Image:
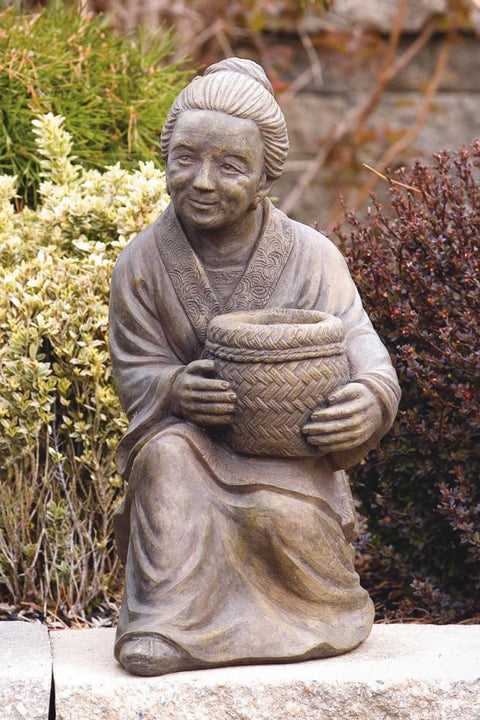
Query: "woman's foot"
118 634 193 676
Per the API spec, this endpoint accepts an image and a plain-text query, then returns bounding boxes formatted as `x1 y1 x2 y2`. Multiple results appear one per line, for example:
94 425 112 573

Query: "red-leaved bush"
337 141 479 622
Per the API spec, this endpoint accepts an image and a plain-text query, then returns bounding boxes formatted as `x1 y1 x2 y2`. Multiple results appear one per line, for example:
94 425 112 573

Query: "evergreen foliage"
0 1 190 206
0 114 170 618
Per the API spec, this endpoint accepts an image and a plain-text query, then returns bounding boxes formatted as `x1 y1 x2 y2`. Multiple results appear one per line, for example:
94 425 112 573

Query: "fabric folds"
109 200 400 663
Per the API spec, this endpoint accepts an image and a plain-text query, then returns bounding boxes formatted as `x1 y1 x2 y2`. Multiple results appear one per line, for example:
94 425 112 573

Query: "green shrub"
337 141 480 622
0 1 190 206
0 114 170 619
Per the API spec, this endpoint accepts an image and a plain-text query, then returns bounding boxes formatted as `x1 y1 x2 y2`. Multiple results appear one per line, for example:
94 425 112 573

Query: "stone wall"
249 1 480 227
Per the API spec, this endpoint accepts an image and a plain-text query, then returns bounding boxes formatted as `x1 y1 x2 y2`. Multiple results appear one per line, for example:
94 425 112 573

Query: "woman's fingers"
185 374 232 393
189 389 237 403
304 426 366 448
191 411 235 426
327 383 364 404
310 401 365 423
186 359 217 375
188 401 236 415
306 437 364 452
303 382 381 450
173 359 237 426
303 418 365 437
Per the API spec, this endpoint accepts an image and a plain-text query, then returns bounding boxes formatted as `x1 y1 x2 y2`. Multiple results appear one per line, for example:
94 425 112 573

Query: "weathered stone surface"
260 0 460 34
317 0 448 34
1 621 52 720
276 90 480 225
238 14 480 225
280 90 479 161
109 59 395 676
51 625 480 720
388 36 480 93
269 36 480 95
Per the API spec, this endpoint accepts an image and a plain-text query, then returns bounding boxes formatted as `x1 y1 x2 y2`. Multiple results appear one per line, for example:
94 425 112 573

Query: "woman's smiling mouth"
189 198 218 209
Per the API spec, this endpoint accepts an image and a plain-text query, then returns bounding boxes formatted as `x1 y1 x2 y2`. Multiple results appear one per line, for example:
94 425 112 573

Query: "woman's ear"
164 157 172 196
251 174 274 208
258 173 274 200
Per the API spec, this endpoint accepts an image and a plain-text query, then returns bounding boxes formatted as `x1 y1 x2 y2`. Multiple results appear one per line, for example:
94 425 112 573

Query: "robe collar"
153 199 294 345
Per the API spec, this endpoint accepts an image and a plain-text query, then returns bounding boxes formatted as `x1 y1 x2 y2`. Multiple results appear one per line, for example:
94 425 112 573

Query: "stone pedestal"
50 624 480 720
1 621 52 720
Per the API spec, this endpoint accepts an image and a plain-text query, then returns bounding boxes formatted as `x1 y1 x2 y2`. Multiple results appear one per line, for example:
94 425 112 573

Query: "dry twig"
362 163 421 193
352 32 455 209
280 4 435 216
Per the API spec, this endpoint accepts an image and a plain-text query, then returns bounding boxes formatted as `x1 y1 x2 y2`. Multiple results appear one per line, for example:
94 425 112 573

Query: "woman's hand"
302 382 382 454
171 359 237 427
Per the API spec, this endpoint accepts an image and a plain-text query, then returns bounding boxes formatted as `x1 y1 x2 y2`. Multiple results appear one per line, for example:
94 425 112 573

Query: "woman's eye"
222 163 238 173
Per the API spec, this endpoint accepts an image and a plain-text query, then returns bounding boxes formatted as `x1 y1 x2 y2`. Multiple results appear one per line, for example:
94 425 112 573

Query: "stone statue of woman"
109 58 400 676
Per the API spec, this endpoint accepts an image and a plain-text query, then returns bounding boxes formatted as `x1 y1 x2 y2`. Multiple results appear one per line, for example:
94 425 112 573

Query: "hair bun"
162 56 288 179
203 58 274 96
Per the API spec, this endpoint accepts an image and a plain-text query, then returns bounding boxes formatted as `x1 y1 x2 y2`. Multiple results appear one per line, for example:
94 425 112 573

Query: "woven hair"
161 58 289 180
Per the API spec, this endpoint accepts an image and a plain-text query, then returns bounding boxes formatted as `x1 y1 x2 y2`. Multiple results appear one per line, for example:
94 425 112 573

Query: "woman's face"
166 109 268 232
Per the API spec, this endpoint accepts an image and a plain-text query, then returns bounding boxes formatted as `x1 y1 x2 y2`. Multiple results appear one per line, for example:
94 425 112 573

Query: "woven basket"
205 308 349 458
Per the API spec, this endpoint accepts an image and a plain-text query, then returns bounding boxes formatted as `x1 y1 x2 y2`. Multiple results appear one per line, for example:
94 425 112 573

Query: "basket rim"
207 308 345 352
211 308 331 328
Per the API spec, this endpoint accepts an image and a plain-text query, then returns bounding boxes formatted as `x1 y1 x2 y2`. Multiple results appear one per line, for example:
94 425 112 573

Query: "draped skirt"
114 424 374 666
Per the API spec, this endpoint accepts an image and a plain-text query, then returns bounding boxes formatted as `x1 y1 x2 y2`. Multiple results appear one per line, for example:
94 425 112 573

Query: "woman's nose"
193 162 215 190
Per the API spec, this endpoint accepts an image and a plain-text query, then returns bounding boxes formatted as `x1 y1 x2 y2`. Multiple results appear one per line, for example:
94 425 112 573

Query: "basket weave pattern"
206 309 349 458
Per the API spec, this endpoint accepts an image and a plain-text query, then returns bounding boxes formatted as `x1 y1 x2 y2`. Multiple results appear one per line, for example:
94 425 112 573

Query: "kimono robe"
109 199 400 667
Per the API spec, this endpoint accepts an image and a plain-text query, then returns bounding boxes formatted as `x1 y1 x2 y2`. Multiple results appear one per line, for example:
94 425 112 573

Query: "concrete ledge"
1 621 52 720
51 625 480 720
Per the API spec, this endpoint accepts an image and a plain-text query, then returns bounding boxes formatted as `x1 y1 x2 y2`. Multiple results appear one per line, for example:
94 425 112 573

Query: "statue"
109 58 400 677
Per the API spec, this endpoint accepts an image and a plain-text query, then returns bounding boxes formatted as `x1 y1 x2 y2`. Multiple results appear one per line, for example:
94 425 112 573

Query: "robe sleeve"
109 238 185 478
313 235 401 470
